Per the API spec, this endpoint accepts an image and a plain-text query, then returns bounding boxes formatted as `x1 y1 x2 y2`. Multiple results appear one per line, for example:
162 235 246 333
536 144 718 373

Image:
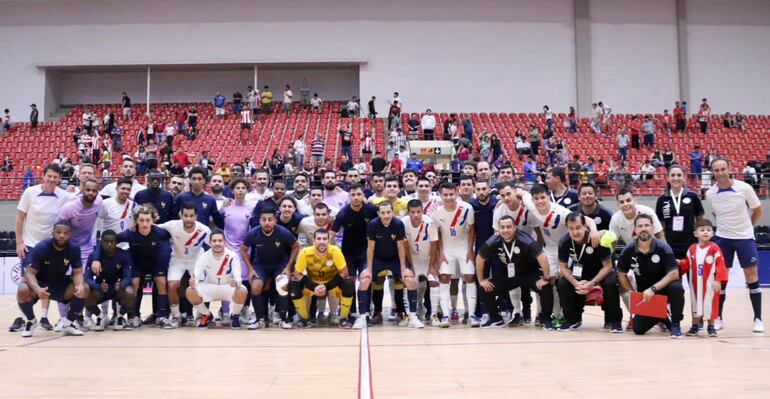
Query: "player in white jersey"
402 199 439 323
186 230 247 329
406 176 442 216
608 188 664 245
98 177 136 249
99 158 146 199
432 182 478 327
10 164 71 332
157 203 211 325
297 203 336 247
519 184 599 328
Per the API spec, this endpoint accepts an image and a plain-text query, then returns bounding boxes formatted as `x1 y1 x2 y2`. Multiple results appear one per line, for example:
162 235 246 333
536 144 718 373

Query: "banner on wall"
1 257 22 295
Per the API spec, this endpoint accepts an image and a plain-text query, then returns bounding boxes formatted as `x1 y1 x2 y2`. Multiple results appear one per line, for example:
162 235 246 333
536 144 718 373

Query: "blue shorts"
372 259 402 281
252 264 285 282
714 237 759 268
132 260 168 278
344 252 367 277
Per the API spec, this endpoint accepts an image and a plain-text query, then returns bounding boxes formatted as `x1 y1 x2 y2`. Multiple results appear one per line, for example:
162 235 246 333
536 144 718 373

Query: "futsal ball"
275 274 289 296
599 231 617 250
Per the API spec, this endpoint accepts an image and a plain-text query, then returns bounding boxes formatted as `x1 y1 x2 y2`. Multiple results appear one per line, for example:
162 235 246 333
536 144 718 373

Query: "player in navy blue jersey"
84 230 136 331
171 167 223 227
277 197 306 237
241 207 300 329
134 171 174 223
16 221 89 337
469 180 497 321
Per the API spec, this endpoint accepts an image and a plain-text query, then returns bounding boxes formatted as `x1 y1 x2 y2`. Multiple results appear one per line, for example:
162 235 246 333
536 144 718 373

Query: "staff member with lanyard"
655 165 705 259
557 212 622 332
617 214 684 338
706 157 763 333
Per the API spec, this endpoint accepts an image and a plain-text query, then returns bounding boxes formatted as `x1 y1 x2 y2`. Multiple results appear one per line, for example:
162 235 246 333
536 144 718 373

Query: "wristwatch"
650 285 658 293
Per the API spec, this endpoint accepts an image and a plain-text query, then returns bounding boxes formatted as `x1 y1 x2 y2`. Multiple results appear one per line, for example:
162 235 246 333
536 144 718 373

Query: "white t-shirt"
431 201 475 254
193 248 241 285
609 204 664 245
402 214 438 263
283 90 293 103
99 180 147 199
245 188 273 207
98 198 136 246
293 140 306 155
310 97 322 107
521 194 571 254
492 201 534 237
17 185 73 247
157 220 212 264
706 179 761 240
347 101 359 112
421 114 436 130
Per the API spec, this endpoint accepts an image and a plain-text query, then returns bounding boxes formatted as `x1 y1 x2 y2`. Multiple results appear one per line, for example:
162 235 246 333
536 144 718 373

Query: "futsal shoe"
509 313 524 327
481 318 505 329
53 319 65 332
609 323 623 333
196 313 213 329
669 323 682 339
340 318 353 329
714 317 723 331
541 318 554 331
114 316 126 331
685 325 700 337
92 316 107 332
707 325 718 337
407 316 425 329
352 315 368 329
371 312 383 325
62 321 84 336
230 315 241 329
440 316 450 328
158 317 177 329
21 319 37 338
39 317 54 331
753 318 765 333
450 310 460 323
248 320 266 330
431 315 441 327
469 315 481 328
9 317 24 332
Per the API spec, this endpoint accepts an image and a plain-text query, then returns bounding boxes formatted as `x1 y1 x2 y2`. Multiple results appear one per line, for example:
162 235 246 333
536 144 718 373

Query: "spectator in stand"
293 136 306 168
567 156 583 188
82 108 94 133
443 113 458 141
663 146 676 168
361 131 374 158
282 85 293 113
406 153 423 173
213 92 226 118
642 115 655 148
215 163 232 185
594 158 609 189
528 125 540 156
367 96 377 119
735 112 745 131
723 112 735 129
246 85 258 115
515 132 531 156
29 104 38 129
421 109 436 141
590 103 601 134
661 109 672 133
743 162 759 190
521 156 537 186
22 166 35 189
628 115 641 149
406 113 419 139
389 153 403 174
339 124 353 160
688 145 704 182
697 98 711 134
339 155 353 173
490 134 503 163
599 101 612 133
617 130 629 162
640 160 656 180
1 154 12 171
186 106 198 139
261 85 274 114
310 133 324 165
300 79 311 108
650 150 664 168
232 88 243 116
457 144 470 164
310 93 323 114
566 106 577 133
121 92 131 120
346 96 360 118
387 101 401 132
673 101 686 132
371 152 387 174
611 161 629 190
543 105 554 130
462 116 474 143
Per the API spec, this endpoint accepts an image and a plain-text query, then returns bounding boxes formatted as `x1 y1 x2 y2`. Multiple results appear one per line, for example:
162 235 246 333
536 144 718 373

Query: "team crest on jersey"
275 242 281 248
63 259 70 266
683 197 691 204
651 254 660 263
705 255 714 264
202 202 208 209
151 241 157 246
326 260 334 267
160 201 167 208
594 217 602 225
391 234 396 240
585 246 594 254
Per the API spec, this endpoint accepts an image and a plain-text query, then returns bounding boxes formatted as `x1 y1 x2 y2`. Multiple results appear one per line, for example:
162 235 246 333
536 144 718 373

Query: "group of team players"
9 155 764 338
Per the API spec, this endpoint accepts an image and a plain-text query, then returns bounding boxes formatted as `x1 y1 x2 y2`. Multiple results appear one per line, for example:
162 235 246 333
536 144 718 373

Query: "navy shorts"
38 279 73 303
344 252 367 277
252 263 285 282
132 260 168 278
372 259 401 281
714 237 759 268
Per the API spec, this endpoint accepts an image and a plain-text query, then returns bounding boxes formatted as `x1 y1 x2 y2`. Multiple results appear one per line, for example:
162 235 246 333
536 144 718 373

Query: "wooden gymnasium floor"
1 291 769 399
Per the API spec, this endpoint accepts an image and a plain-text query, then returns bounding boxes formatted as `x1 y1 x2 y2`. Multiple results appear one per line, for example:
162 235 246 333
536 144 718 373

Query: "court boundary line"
358 328 374 399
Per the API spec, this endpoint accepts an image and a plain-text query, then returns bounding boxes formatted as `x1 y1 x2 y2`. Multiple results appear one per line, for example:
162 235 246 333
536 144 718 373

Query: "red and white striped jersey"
679 242 728 320
194 248 241 285
241 109 252 124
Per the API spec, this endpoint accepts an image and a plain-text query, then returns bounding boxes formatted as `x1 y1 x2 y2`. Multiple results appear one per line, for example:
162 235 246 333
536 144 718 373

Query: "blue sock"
157 294 169 318
67 297 84 322
748 281 762 320
252 294 265 320
19 301 35 320
358 289 371 316
407 289 418 313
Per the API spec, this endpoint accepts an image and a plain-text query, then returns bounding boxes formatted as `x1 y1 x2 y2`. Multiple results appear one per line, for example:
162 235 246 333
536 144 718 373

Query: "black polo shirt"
617 239 678 291
655 189 704 255
333 203 379 256
367 217 406 262
29 239 82 284
479 231 543 279
568 203 613 231
557 231 611 281
551 188 579 208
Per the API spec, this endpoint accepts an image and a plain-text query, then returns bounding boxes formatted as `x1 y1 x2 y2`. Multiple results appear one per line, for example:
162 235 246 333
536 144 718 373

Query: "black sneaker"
114 316 126 331
685 325 700 337
609 322 623 333
9 317 24 332
298 319 313 329
481 318 505 329
557 321 581 332
39 317 53 331
707 325 718 337
541 318 554 331
340 318 353 329
509 313 524 327
143 314 157 325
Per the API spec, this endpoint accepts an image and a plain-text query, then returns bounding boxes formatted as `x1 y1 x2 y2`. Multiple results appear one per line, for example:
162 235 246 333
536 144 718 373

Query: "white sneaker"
82 316 95 330
469 315 481 328
352 315 368 329
329 315 341 327
62 323 84 336
753 318 765 333
21 319 37 338
440 316 450 328
271 312 282 326
431 315 441 327
248 320 266 330
714 317 723 331
128 316 142 329
281 321 293 330
407 316 425 329
92 316 106 332
53 319 65 332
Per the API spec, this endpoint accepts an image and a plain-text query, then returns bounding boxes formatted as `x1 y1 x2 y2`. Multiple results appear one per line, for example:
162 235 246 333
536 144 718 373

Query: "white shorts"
168 260 195 281
411 257 431 278
122 107 130 116
439 251 474 276
196 283 236 303
546 251 560 279
215 107 225 116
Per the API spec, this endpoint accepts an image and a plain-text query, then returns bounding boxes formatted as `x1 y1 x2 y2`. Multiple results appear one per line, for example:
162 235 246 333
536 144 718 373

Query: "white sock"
552 285 561 318
621 291 630 313
535 292 542 316
101 302 109 316
510 288 522 315
231 302 244 316
429 285 440 317
417 280 427 311
317 297 327 317
41 307 48 319
194 303 209 316
170 305 181 318
461 282 468 315
439 282 451 316
388 277 395 311
465 282 477 318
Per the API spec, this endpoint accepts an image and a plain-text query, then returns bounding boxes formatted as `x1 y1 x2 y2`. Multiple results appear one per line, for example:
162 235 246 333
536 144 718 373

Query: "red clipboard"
630 292 668 319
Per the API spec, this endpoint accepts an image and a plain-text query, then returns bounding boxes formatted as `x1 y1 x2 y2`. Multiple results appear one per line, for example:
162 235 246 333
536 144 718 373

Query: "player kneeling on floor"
16 221 89 337
186 230 248 329
354 201 424 329
84 230 136 331
289 229 356 329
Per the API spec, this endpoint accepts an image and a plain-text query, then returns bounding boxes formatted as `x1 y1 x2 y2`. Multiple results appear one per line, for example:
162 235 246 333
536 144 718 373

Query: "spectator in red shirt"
173 150 189 168
662 109 672 133
673 101 686 132
594 158 609 188
389 153 403 174
628 115 642 149
175 110 186 133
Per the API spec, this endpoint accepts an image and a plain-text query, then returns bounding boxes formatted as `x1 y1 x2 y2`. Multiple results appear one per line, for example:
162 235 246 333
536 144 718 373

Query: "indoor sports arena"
1 1 770 398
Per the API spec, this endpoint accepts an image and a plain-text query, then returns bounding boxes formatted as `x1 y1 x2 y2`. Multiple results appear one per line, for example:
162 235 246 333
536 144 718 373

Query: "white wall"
686 0 770 114
590 0 680 113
